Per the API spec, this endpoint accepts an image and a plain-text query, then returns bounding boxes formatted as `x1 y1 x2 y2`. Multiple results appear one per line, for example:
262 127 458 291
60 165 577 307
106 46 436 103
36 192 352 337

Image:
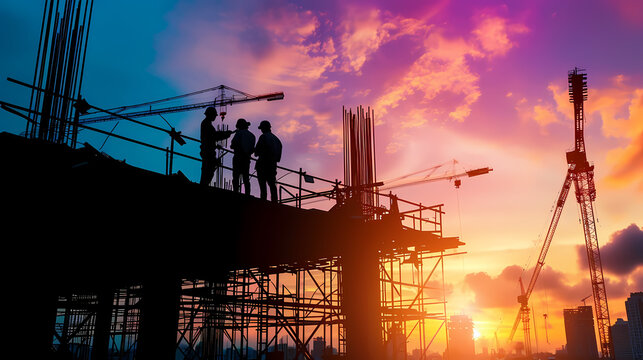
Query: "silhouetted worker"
230 118 255 195
254 120 282 202
200 107 232 186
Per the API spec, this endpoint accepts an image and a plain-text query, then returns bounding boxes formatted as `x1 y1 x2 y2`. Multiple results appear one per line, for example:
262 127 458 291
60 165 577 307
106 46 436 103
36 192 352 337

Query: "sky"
1 0 642 355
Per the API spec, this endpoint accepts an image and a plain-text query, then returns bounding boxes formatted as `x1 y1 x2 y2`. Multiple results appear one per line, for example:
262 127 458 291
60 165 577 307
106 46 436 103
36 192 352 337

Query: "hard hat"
204 107 218 117
258 120 271 130
236 118 250 129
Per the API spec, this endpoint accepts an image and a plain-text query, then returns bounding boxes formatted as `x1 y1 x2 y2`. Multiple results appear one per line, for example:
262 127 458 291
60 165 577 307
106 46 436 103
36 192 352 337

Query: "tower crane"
379 159 492 190
508 68 613 358
78 84 284 124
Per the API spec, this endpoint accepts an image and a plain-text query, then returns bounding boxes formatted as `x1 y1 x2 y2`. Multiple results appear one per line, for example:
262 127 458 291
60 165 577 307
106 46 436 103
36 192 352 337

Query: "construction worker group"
200 106 282 202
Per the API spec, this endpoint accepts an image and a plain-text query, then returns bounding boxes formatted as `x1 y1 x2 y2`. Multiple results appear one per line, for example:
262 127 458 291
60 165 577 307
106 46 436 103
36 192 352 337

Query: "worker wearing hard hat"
230 118 255 195
200 107 232 186
254 120 282 202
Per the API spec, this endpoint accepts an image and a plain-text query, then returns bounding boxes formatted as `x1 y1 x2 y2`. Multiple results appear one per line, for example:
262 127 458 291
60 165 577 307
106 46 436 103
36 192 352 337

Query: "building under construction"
2 109 463 360
0 2 474 360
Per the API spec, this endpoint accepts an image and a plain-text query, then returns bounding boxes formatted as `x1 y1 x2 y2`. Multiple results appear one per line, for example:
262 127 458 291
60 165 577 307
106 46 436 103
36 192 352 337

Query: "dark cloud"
463 264 621 309
577 224 643 275
464 265 523 308
631 268 643 291
534 266 591 304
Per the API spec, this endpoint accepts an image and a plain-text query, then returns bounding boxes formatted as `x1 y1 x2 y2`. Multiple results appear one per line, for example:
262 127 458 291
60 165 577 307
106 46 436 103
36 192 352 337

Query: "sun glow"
473 328 481 340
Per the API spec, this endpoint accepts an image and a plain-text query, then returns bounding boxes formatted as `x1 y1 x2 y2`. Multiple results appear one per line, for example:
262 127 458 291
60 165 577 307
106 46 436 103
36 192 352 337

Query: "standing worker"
200 107 232 186
254 120 282 202
230 118 255 195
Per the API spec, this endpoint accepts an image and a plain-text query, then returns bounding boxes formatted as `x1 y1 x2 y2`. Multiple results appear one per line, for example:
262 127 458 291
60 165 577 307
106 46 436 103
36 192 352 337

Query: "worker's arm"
213 130 233 141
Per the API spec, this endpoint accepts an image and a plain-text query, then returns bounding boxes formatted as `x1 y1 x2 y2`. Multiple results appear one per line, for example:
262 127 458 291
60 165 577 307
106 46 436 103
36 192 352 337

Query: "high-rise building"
626 292 643 360
447 314 475 360
312 337 325 360
612 318 633 360
385 324 407 360
563 305 599 360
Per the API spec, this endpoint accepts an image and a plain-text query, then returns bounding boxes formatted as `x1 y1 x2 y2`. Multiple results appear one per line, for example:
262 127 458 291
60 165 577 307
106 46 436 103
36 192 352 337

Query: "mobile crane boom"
508 169 572 352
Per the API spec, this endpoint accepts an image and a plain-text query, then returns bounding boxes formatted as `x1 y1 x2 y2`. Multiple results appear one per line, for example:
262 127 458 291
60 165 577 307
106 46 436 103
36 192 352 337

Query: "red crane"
508 68 613 358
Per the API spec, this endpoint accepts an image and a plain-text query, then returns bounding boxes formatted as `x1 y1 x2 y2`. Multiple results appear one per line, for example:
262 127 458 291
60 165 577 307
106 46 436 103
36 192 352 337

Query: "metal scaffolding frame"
5 80 462 360
45 196 456 360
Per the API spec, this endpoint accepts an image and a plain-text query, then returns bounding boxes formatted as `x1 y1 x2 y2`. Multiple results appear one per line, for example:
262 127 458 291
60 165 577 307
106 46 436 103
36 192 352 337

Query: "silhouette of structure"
564 306 599 360
1 2 466 359
626 292 643 360
2 128 463 360
21 0 93 148
612 318 633 360
312 337 325 360
2 90 463 360
446 315 474 360
508 68 613 358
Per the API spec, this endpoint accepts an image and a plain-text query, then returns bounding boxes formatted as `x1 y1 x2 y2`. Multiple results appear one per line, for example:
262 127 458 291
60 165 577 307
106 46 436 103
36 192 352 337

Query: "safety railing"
2 77 443 234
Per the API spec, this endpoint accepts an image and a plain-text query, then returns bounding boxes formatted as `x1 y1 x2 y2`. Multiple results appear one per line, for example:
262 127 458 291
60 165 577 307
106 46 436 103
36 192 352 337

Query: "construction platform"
1 131 463 360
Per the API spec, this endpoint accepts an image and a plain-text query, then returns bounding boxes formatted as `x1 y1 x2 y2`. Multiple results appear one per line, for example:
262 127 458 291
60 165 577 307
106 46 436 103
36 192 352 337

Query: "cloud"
277 119 312 138
532 104 559 128
611 0 643 27
374 31 483 121
464 263 615 310
472 14 529 57
160 1 336 89
576 223 643 276
514 96 562 131
632 268 643 290
374 12 527 124
338 8 429 73
464 265 523 309
603 88 643 190
314 81 340 94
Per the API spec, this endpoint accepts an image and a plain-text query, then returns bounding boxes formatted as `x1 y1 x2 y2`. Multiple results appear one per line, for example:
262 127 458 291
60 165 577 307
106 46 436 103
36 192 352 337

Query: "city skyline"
1 0 642 356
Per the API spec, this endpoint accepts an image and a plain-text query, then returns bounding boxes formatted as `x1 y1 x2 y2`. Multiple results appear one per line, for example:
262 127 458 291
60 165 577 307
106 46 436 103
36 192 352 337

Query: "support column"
342 242 383 360
136 275 181 360
92 286 114 360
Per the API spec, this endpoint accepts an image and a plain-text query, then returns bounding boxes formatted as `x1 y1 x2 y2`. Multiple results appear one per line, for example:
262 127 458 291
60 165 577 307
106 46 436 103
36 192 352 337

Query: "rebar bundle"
28 0 93 146
343 106 377 217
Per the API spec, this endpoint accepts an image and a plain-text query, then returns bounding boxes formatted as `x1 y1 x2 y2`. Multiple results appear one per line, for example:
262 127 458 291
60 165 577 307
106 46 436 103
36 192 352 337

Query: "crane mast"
566 68 613 359
508 68 613 359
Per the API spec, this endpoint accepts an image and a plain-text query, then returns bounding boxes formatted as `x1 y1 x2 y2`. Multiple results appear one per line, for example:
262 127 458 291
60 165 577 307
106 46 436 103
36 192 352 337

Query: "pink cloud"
374 31 483 121
611 0 643 27
515 97 561 131
338 8 429 73
472 14 529 57
374 12 528 129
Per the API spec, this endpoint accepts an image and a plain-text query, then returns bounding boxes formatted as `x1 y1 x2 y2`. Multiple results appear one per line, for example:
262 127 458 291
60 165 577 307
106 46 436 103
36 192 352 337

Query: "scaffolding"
4 78 462 359
45 192 455 360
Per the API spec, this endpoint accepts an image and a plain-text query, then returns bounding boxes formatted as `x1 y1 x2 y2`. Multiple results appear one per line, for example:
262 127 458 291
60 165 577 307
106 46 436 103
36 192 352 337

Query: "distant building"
385 324 407 360
612 318 633 360
312 337 324 360
555 345 568 360
563 305 599 360
626 292 643 360
447 315 475 360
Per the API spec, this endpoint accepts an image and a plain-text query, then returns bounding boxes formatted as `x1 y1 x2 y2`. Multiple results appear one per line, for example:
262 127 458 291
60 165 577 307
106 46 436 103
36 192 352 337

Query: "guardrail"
2 77 443 235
